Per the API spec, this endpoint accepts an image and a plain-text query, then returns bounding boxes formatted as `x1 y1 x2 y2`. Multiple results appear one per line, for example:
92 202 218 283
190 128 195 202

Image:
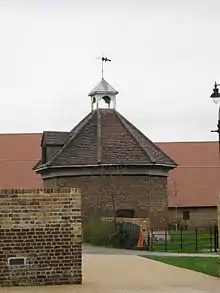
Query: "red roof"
0 133 42 189
0 133 218 207
157 141 220 207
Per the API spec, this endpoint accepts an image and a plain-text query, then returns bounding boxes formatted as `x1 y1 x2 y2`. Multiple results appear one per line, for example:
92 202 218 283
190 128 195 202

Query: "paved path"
80 254 220 293
83 245 219 257
1 247 219 293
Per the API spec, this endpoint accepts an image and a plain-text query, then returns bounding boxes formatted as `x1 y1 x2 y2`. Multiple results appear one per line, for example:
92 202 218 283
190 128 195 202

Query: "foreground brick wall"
0 188 82 287
44 175 168 230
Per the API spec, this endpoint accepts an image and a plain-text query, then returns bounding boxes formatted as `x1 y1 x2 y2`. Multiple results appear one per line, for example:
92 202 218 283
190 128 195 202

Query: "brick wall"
44 175 168 230
0 188 82 287
168 206 217 229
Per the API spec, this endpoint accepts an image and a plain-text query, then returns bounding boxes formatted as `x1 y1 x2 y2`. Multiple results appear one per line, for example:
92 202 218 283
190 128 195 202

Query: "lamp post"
210 81 220 276
210 81 220 155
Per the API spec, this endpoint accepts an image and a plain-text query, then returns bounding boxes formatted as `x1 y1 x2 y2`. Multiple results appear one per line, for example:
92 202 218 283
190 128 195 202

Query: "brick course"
0 188 82 287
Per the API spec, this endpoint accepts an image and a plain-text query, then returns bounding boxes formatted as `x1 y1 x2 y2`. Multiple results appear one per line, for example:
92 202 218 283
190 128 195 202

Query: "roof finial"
96 56 111 79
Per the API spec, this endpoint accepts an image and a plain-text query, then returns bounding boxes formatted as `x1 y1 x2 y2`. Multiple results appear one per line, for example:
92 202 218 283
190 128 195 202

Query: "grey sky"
0 0 220 142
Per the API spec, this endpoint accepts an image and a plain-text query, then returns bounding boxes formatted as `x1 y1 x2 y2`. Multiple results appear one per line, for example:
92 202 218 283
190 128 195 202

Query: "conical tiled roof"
34 109 176 171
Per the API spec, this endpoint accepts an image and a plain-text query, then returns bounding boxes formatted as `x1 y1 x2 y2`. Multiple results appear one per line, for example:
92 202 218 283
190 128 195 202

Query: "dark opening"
116 209 135 218
8 258 25 266
183 211 190 221
102 96 111 104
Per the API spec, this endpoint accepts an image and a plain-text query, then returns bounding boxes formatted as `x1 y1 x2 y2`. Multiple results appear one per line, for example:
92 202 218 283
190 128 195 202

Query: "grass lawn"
143 256 219 277
151 230 216 253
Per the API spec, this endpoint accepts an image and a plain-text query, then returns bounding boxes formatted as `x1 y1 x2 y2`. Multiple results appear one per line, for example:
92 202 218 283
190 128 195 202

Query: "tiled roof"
38 109 176 168
157 141 220 207
42 131 69 145
0 135 218 207
0 133 42 188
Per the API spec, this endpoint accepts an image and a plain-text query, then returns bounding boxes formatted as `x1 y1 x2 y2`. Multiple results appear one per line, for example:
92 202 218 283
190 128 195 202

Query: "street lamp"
210 81 220 155
210 82 220 274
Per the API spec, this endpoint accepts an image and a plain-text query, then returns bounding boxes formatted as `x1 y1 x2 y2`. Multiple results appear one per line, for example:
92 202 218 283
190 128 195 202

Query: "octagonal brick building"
34 78 177 229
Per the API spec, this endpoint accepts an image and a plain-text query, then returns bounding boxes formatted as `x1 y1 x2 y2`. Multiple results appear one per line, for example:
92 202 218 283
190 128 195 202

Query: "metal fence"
147 225 219 253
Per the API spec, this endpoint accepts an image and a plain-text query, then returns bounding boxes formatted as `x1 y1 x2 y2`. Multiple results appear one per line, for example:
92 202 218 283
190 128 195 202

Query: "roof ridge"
114 111 156 163
70 111 93 134
45 111 96 166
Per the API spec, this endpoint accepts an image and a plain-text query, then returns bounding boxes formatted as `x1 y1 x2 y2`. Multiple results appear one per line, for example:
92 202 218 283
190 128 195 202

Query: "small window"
183 211 190 221
8 257 26 266
116 209 135 218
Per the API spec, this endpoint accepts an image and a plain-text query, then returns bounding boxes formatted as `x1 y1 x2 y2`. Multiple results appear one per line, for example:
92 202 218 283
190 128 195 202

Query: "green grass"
143 256 219 277
151 230 215 253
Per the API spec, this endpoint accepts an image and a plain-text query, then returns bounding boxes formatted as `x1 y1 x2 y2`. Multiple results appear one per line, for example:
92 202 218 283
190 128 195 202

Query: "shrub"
83 218 115 246
83 219 141 249
111 222 140 249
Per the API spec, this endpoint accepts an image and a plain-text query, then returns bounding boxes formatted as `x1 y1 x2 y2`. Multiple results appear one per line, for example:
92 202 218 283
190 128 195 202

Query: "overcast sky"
0 0 220 142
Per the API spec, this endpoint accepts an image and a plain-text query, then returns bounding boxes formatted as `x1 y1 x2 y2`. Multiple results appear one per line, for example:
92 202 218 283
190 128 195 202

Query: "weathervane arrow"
101 57 111 62
96 56 111 79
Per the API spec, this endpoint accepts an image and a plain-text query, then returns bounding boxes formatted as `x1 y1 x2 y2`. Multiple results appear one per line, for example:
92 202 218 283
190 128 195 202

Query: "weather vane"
96 56 111 79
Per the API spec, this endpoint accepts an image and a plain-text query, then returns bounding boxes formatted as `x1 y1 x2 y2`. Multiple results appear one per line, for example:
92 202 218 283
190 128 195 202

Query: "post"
180 227 183 253
214 225 218 253
209 226 213 252
195 227 198 252
150 229 154 251
209 84 220 278
165 228 168 252
147 232 150 251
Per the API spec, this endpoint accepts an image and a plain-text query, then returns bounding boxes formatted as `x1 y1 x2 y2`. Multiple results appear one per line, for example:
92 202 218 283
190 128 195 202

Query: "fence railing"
147 226 219 253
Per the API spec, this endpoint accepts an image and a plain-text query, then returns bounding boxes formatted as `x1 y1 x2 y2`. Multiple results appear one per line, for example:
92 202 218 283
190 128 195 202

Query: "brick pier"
0 188 82 286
